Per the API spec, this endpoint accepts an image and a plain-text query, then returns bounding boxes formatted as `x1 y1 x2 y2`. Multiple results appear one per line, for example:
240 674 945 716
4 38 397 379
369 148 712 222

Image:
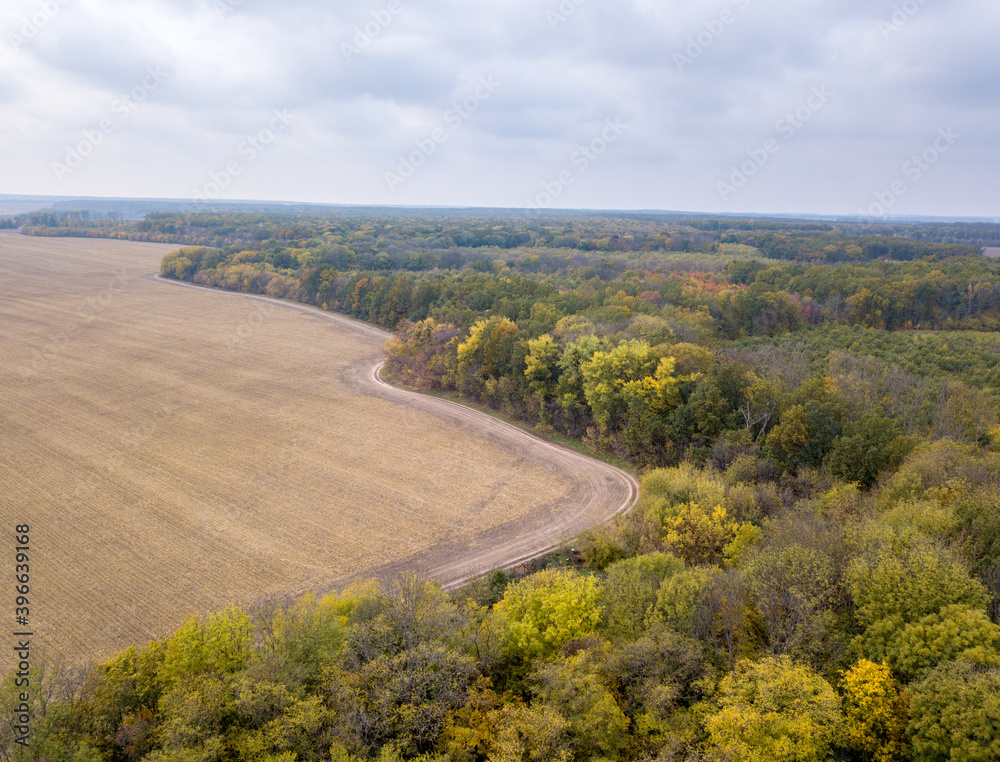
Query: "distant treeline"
160 221 1000 473
20 210 995 255
20 207 1000 473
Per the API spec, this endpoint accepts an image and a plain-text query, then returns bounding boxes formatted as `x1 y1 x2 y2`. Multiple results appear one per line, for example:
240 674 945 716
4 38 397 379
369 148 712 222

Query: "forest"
6 210 1000 761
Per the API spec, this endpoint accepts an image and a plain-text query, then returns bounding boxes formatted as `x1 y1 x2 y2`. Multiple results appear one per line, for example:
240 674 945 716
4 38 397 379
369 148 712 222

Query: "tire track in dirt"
146 274 639 591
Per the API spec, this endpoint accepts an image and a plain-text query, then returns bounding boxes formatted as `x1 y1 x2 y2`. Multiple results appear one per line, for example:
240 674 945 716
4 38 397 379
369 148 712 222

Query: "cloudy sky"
1 0 997 218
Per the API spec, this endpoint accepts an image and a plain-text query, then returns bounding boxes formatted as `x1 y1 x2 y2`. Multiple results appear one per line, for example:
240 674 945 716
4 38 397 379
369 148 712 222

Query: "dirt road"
149 275 639 591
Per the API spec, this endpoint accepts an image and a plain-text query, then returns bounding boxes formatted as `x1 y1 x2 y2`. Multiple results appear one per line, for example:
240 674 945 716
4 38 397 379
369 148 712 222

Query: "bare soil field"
0 232 636 670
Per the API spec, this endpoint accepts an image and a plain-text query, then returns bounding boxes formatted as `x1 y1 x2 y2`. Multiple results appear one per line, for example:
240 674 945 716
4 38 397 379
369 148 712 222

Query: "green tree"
847 532 990 669
457 317 521 384
826 414 913 489
933 380 999 442
885 604 1000 680
907 661 1000 762
532 651 631 760
689 380 731 440
253 594 347 691
555 335 610 412
325 643 476 757
705 656 841 762
764 404 810 468
493 570 603 660
655 566 749 667
728 286 805 337
765 398 842 471
654 566 718 636
602 624 709 751
743 543 838 664
524 334 563 415
160 253 195 280
602 553 684 640
158 608 254 686
484 702 571 762
79 641 166 756
149 674 233 761
580 340 660 435
846 287 890 329
340 575 464 664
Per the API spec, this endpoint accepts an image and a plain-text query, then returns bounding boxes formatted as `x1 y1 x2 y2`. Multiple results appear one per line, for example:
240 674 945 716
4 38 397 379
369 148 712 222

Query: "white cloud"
0 0 996 215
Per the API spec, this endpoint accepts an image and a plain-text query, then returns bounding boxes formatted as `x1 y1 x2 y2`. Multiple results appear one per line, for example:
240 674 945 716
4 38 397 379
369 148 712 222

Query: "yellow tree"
580 340 660 435
840 659 907 762
705 656 841 762
662 502 745 566
493 569 603 660
524 334 562 419
458 317 520 381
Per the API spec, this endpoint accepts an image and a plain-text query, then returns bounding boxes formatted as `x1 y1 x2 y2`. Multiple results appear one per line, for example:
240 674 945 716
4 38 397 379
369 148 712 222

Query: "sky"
1 0 997 218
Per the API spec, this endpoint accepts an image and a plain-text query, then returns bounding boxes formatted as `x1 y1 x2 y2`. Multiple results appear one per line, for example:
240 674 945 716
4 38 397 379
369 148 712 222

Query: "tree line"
159 236 1000 473
21 210 996 258
6 441 1000 760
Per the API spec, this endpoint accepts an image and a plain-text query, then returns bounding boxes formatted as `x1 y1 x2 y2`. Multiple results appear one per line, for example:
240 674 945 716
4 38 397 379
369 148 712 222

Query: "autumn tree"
840 659 907 762
847 529 995 676
493 570 603 660
907 661 1000 762
532 650 631 760
601 553 684 640
524 333 562 418
705 656 841 762
580 340 660 435
742 543 838 665
457 316 522 400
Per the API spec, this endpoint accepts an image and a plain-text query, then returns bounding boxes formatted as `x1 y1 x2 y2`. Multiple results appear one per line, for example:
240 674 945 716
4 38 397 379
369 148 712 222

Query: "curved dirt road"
147 274 639 591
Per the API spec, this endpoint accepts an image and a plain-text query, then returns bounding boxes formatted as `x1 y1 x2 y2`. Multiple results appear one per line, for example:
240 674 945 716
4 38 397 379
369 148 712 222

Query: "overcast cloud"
1 0 997 217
